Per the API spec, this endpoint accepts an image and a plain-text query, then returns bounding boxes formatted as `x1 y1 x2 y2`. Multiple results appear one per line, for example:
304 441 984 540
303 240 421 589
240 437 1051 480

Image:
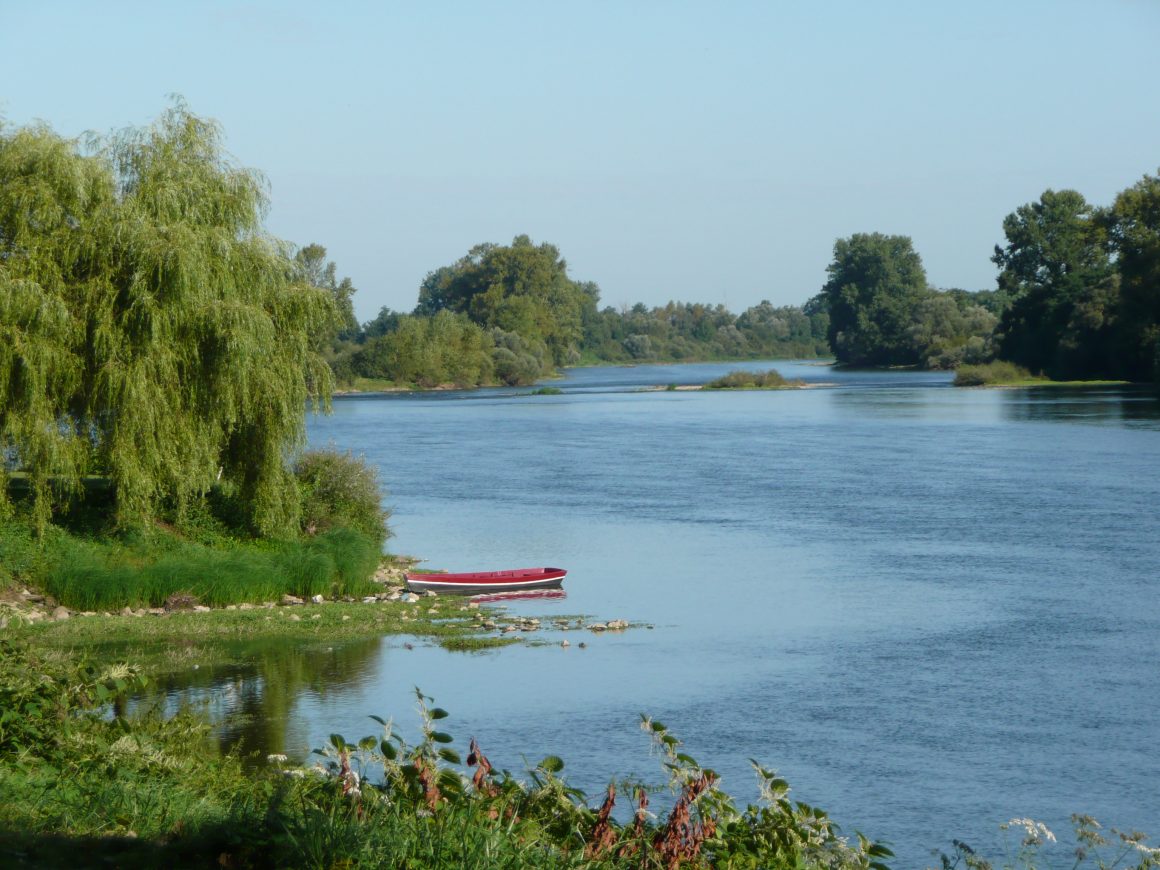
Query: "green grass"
9 599 530 674
0 503 381 610
42 527 381 611
953 360 1132 388
704 369 805 390
2 637 1152 869
0 640 893 869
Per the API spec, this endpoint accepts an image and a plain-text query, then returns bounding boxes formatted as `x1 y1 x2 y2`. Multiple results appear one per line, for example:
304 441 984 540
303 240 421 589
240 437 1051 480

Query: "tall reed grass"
43 526 380 610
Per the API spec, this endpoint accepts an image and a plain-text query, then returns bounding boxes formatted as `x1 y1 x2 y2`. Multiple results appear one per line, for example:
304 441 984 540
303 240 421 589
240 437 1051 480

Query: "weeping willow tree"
0 104 335 536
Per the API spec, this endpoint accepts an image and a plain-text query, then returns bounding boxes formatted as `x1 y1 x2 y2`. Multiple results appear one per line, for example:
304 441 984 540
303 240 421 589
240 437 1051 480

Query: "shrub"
706 369 802 389
294 448 390 546
953 360 1038 386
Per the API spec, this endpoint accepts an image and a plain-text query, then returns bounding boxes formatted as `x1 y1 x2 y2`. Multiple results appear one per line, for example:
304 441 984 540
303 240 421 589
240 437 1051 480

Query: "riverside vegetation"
704 370 805 390
3 104 1157 868
2 639 1156 869
305 173 1160 391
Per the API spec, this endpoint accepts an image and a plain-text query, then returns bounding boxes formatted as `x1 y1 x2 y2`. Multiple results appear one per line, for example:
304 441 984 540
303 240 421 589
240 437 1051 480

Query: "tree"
992 190 1118 378
821 233 931 366
0 104 334 535
294 243 360 343
1108 171 1160 381
414 235 594 367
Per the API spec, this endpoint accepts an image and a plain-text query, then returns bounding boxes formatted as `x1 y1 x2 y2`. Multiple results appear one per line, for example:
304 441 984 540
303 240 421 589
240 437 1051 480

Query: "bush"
294 448 390 546
705 369 802 389
953 360 1038 386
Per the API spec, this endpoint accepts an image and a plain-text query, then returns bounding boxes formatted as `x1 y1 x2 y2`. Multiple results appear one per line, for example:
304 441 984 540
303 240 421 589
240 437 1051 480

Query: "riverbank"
953 360 1136 388
332 356 836 395
3 569 645 675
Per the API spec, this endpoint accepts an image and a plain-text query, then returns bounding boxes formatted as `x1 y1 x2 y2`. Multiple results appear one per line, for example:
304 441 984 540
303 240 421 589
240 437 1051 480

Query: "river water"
178 362 1160 865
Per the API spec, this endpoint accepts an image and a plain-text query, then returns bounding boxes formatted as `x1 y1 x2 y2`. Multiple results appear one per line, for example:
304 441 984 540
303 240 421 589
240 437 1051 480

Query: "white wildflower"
1003 817 1056 846
266 753 288 764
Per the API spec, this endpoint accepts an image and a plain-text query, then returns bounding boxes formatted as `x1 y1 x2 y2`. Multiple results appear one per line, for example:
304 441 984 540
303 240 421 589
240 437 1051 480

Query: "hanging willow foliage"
0 104 335 536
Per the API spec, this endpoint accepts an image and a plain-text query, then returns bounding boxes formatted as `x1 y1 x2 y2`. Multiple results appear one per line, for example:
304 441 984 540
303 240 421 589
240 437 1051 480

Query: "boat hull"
405 567 566 596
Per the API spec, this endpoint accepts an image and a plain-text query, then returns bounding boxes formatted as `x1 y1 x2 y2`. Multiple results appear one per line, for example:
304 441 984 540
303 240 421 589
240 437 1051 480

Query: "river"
174 362 1160 865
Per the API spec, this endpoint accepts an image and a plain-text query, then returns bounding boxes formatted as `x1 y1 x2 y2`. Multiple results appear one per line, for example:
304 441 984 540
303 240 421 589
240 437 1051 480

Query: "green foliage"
1108 172 1160 382
415 235 593 367
41 526 380 610
705 369 803 390
0 104 334 536
822 233 932 366
953 360 1038 387
349 310 495 387
294 447 389 546
491 327 551 385
2 640 1154 869
581 300 830 365
906 294 998 369
993 189 1119 379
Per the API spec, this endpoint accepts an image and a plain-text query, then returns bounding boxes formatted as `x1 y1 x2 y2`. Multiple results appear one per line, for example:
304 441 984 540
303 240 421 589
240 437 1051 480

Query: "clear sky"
2 0 1158 320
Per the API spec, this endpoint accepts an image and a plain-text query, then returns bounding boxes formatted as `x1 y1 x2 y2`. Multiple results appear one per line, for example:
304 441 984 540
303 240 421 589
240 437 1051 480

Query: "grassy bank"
3 639 1155 869
0 639 893 869
954 360 1132 388
4 598 524 676
0 515 381 612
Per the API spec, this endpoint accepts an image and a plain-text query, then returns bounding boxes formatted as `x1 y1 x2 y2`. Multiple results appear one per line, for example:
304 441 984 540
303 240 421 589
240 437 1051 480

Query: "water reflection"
999 385 1160 427
140 637 384 759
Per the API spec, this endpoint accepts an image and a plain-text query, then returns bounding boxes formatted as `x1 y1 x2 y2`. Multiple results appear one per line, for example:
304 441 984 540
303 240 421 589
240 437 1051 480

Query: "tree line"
819 174 1160 381
313 239 830 389
311 173 1158 388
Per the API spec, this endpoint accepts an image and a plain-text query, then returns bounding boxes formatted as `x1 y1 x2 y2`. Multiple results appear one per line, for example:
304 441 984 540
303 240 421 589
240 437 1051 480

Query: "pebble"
51 606 70 621
311 594 324 604
561 639 570 648
281 595 303 606
288 614 301 622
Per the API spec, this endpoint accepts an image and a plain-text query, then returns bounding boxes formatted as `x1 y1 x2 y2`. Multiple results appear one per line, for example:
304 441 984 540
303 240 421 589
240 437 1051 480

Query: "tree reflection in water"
136 636 385 760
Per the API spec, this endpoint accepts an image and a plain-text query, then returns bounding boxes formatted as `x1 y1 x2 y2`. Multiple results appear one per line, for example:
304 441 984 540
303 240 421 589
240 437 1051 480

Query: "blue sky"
2 1 1158 320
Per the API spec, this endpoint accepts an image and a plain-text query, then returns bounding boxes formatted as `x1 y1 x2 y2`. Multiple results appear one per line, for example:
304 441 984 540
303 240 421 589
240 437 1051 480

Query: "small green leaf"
437 748 461 764
538 755 565 773
381 740 397 760
329 733 347 750
358 736 377 751
429 708 449 720
431 731 453 744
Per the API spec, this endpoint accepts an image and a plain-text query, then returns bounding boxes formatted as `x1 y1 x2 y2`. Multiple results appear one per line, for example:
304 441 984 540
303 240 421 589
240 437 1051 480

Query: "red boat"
404 567 567 596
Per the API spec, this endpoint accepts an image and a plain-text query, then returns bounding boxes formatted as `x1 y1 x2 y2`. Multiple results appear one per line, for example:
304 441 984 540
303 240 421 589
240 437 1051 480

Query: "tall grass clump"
705 369 804 389
953 360 1039 386
42 528 380 610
